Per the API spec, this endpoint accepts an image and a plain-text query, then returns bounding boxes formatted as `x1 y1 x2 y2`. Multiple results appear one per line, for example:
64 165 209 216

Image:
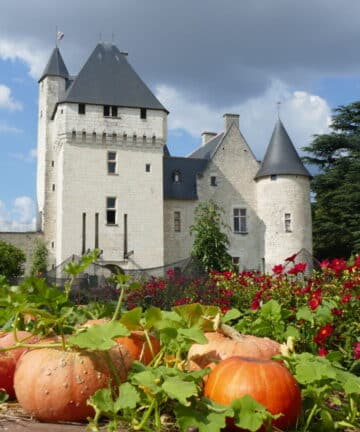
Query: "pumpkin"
14 344 133 422
0 354 16 398
115 330 160 365
188 331 280 370
0 331 39 363
204 356 302 431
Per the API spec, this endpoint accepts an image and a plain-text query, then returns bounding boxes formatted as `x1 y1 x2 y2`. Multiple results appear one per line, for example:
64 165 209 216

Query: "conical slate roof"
61 43 167 112
255 120 310 179
39 47 69 82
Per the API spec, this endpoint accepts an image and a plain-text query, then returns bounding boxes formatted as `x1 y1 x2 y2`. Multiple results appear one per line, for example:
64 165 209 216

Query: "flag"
57 31 64 41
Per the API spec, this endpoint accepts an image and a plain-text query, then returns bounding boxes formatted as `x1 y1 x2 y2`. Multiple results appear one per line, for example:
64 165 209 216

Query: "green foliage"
30 239 48 276
190 200 232 272
303 101 360 259
0 240 26 281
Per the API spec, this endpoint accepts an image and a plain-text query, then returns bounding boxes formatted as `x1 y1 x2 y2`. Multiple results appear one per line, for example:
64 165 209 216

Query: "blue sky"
1 0 360 231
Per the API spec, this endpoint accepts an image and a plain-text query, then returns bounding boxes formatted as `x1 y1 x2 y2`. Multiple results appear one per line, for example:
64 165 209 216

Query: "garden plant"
0 250 359 431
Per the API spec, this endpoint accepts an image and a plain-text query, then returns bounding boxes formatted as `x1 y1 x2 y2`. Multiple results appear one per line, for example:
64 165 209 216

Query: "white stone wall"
55 134 165 269
163 200 196 265
256 175 312 272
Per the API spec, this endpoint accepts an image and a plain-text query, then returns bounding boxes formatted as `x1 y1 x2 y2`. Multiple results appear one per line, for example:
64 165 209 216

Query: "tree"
302 101 360 259
30 239 48 276
0 240 26 281
190 200 232 272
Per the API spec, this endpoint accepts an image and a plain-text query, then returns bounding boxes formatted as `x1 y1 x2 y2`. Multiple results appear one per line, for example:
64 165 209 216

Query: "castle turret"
36 47 69 244
255 120 312 272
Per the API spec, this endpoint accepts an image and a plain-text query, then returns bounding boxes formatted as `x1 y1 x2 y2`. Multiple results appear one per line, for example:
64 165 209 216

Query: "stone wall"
0 231 44 275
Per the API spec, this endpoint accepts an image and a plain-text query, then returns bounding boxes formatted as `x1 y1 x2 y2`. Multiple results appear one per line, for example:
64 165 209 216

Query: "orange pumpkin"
188 331 280 370
204 356 301 431
0 331 39 362
115 330 160 365
0 354 16 398
14 345 132 422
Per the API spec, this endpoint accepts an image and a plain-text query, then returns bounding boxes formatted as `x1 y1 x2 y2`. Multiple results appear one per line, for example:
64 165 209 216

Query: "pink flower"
354 342 360 360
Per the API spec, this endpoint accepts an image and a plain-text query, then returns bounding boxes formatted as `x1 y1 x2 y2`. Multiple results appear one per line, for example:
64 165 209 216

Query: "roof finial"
277 101 282 120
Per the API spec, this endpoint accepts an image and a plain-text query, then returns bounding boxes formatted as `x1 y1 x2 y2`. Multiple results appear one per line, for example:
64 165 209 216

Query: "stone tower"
37 43 168 270
255 120 313 272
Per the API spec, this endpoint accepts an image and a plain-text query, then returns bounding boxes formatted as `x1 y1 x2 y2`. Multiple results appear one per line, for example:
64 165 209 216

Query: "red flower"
251 299 261 310
288 262 307 275
318 347 328 357
272 264 284 274
285 253 298 263
309 297 321 310
354 342 360 360
341 293 352 304
301 284 311 294
331 308 343 316
314 323 334 345
320 259 330 270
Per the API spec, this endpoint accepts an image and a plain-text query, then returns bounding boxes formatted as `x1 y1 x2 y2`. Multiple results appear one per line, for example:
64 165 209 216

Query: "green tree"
303 101 360 259
0 240 26 281
30 239 48 276
190 200 232 272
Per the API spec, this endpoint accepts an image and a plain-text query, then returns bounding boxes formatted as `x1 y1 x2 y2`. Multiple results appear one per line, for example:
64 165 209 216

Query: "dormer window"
78 104 86 115
103 105 110 117
172 170 181 183
210 176 217 186
140 108 147 119
111 106 118 117
271 175 277 181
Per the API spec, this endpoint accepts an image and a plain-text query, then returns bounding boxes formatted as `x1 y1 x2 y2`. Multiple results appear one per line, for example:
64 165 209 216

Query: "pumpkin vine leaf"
67 321 130 351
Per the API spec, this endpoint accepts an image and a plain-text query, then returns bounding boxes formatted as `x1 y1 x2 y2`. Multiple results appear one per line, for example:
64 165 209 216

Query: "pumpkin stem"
220 323 246 341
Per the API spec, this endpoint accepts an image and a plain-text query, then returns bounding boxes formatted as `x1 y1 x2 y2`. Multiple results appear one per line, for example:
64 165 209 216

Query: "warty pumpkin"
14 344 132 422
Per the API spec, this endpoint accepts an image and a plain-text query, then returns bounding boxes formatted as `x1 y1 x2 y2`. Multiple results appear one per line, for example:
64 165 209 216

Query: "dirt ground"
0 402 102 431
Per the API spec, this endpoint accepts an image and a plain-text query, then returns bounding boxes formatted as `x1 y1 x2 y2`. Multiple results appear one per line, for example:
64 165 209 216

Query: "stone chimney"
201 131 217 146
223 113 239 131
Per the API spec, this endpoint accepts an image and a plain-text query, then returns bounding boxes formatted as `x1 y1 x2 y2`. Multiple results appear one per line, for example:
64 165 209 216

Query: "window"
285 213 292 232
140 108 147 119
210 176 217 186
51 160 54 167
172 170 181 183
78 103 86 115
92 132 96 142
111 106 118 117
52 184 55 191
103 105 110 117
71 130 76 140
112 132 117 142
107 151 117 174
82 131 86 142
232 256 240 267
145 163 151 172
106 197 116 224
271 175 277 181
174 211 181 232
102 132 107 143
233 208 247 233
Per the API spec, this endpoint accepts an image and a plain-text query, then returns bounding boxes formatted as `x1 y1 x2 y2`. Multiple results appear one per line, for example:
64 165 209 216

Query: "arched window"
172 170 181 183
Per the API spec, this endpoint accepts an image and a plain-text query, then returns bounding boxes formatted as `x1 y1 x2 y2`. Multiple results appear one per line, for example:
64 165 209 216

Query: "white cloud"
156 80 331 158
0 84 22 111
0 38 47 79
10 147 37 162
0 121 23 133
0 197 36 232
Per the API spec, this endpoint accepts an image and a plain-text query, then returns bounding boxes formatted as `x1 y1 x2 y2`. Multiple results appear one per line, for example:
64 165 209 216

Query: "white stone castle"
33 42 312 273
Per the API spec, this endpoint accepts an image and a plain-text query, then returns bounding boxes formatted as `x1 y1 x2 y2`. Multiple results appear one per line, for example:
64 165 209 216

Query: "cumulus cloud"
0 39 47 79
0 84 22 111
156 80 331 158
0 197 36 232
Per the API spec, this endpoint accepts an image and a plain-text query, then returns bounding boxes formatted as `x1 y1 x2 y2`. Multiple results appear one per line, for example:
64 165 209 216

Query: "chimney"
201 131 217 146
223 113 239 131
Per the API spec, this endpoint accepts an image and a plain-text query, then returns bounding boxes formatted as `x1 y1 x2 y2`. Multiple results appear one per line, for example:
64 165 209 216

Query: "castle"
1 42 313 274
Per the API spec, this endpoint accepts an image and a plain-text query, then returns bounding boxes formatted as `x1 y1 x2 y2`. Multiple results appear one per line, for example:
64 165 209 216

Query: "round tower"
36 47 69 267
255 120 312 273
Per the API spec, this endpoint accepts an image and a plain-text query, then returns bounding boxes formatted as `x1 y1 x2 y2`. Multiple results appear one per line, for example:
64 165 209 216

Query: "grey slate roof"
163 157 208 200
39 47 69 82
188 133 224 159
255 120 311 179
61 43 167 112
